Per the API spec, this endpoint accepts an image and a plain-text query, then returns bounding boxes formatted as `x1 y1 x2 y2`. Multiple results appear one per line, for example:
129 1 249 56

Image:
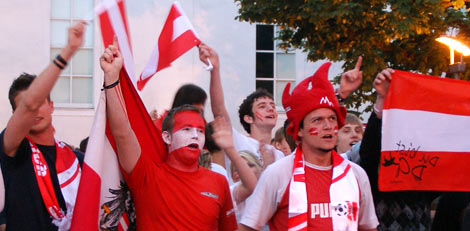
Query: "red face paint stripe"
172 111 205 133
255 112 264 122
308 127 318 136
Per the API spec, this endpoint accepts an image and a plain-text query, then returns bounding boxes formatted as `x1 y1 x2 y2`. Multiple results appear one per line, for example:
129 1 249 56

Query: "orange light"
436 36 470 56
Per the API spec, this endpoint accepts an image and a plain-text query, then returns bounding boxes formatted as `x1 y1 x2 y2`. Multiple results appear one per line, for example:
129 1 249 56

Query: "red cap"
282 62 346 140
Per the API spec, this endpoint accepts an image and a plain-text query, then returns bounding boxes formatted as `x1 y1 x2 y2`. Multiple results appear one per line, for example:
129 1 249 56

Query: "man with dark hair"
0 21 86 231
171 83 207 110
240 62 378 231
101 38 236 230
152 83 207 131
238 88 275 135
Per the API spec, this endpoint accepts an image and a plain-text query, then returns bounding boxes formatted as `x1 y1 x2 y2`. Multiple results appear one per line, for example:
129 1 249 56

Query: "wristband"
55 55 68 66
101 78 120 91
53 59 64 70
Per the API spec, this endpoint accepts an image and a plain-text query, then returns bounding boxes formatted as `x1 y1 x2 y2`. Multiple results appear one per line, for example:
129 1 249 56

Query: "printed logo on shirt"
311 201 358 221
226 208 235 216
201 192 219 199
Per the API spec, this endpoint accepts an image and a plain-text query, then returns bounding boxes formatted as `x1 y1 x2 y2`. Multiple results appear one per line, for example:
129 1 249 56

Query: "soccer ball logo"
334 203 349 216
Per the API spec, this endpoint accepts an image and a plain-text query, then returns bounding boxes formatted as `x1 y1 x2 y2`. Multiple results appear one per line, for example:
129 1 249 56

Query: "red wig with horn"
282 62 346 140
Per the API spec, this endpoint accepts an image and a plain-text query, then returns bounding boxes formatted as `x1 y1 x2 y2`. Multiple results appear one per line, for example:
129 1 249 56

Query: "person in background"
338 113 363 163
272 127 292 156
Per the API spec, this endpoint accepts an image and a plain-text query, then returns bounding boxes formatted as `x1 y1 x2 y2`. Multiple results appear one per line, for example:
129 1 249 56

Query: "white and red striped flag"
71 0 165 230
137 1 201 90
380 70 470 191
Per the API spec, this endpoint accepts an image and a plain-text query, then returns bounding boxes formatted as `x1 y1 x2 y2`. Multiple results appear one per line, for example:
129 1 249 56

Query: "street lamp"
436 36 470 79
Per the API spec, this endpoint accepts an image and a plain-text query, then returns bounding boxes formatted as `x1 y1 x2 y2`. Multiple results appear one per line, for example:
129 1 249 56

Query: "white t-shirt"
227 127 285 185
229 181 245 222
210 162 229 182
240 154 379 230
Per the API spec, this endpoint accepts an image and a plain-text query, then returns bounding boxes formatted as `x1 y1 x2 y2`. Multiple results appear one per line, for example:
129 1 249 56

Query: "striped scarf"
288 148 360 231
28 138 81 231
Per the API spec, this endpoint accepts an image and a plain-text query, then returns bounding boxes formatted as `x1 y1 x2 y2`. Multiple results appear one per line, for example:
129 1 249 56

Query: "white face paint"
168 127 205 153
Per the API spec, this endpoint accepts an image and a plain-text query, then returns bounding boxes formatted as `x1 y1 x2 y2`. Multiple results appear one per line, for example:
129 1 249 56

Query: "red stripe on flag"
384 70 470 116
379 151 470 191
70 163 101 231
157 29 200 71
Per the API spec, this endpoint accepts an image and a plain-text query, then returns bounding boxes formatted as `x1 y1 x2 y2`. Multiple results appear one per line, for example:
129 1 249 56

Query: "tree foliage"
235 0 470 113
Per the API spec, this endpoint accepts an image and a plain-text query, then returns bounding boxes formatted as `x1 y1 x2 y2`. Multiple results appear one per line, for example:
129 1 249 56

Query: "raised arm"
100 37 141 174
198 44 231 122
211 117 257 200
3 21 86 157
359 68 393 191
337 56 363 99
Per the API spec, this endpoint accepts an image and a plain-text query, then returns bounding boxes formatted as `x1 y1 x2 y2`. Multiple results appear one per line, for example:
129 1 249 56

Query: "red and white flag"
70 0 161 230
380 70 470 191
137 1 201 90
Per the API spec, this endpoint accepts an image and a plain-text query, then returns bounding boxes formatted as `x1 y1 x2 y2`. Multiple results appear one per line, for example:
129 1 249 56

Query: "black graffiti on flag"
382 140 439 181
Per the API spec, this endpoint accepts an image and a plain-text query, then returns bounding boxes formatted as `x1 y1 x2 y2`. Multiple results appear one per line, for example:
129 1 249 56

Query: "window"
50 0 94 108
256 25 296 110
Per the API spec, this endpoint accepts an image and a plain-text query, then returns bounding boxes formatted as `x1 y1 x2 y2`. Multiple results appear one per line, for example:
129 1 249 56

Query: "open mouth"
265 115 275 119
350 141 358 146
322 134 333 139
34 117 43 125
187 143 199 149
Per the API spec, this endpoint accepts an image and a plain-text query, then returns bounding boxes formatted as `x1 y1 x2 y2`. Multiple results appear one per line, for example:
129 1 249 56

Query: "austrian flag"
380 70 470 191
138 1 201 90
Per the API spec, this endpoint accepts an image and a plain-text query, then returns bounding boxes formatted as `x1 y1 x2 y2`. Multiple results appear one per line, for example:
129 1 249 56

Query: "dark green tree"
235 0 470 112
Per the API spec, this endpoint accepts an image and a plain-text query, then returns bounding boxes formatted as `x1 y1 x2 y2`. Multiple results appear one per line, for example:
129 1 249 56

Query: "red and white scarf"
28 137 81 231
288 148 359 231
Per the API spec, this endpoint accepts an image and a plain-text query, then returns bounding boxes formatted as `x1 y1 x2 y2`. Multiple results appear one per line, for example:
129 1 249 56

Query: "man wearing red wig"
240 62 378 231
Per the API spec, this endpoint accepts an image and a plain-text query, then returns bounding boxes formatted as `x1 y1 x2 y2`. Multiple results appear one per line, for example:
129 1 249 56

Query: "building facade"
0 0 345 147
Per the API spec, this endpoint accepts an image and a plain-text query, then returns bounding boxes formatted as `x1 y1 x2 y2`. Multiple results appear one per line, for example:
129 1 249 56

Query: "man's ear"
49 100 54 113
297 127 304 139
243 115 254 125
162 131 172 145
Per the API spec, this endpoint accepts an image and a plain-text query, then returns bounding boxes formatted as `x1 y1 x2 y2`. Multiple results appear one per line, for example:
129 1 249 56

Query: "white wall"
0 0 345 147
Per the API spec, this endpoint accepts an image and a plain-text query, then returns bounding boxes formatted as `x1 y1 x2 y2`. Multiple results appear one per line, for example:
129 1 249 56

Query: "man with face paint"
100 38 237 230
207 49 365 184
239 62 378 231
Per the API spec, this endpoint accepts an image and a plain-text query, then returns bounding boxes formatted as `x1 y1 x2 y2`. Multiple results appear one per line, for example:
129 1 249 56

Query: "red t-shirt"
127 154 237 231
269 164 333 231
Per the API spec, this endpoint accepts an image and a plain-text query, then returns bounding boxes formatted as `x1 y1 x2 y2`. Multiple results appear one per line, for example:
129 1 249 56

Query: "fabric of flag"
138 1 201 90
71 0 165 230
380 70 470 191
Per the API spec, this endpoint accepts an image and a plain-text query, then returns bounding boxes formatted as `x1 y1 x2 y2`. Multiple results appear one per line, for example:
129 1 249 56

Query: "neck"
302 144 332 167
211 150 225 168
250 125 273 144
166 151 199 173
28 126 55 145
